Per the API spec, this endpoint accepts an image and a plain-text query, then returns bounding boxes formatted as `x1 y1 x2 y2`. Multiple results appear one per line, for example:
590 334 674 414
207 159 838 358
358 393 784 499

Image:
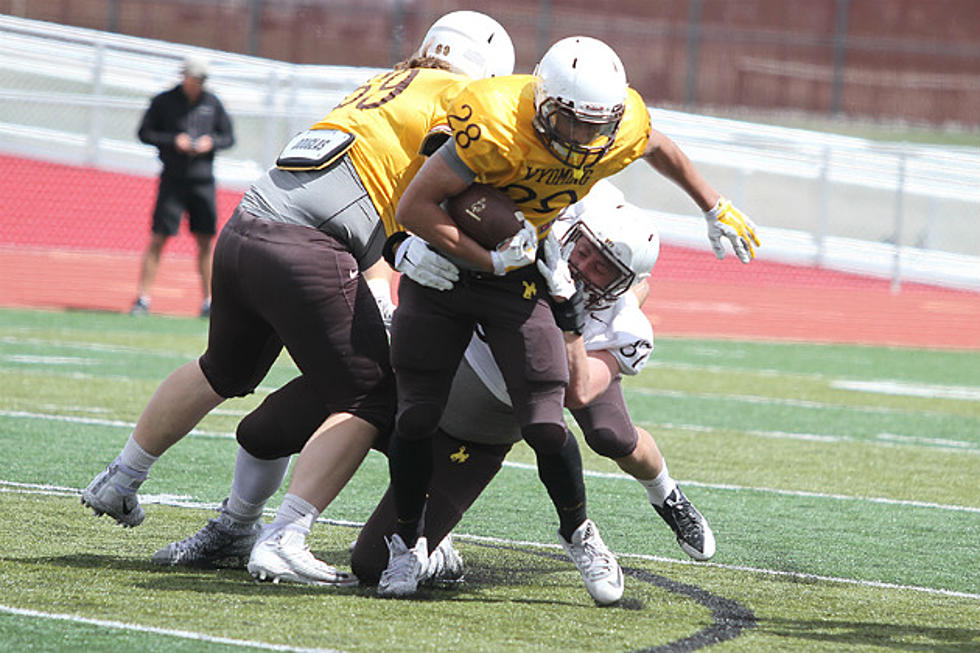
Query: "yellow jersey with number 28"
312 67 471 236
446 74 651 236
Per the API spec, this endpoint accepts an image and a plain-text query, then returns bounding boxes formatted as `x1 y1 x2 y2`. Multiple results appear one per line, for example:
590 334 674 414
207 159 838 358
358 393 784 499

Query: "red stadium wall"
1 154 977 349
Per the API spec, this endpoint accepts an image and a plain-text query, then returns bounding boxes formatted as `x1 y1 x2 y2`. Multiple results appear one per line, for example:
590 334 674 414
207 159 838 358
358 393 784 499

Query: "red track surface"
2 154 978 349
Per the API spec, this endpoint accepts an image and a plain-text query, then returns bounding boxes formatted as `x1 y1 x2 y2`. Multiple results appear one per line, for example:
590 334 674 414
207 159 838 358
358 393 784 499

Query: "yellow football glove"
703 197 761 263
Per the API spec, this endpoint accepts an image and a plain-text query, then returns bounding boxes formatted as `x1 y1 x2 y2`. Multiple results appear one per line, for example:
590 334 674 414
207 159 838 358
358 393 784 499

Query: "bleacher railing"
1 14 977 292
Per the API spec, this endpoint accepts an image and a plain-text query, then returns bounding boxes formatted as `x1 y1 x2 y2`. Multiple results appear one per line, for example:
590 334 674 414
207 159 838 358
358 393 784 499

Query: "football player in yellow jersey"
80 11 514 583
380 36 760 601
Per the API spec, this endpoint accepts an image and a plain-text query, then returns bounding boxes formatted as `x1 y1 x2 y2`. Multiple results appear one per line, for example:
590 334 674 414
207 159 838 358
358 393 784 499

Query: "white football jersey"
463 178 653 407
464 288 653 408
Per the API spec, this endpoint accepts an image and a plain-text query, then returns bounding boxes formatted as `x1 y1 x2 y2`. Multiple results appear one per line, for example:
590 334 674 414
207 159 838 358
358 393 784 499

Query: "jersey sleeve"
583 292 654 375
446 82 521 184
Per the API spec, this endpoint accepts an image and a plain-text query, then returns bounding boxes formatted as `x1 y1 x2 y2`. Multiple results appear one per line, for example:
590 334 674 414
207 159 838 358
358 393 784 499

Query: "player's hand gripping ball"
446 183 524 250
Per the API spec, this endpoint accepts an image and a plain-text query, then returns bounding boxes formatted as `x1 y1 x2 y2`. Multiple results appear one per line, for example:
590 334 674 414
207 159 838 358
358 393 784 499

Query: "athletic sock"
270 493 320 535
639 462 677 507
117 434 158 477
226 447 290 523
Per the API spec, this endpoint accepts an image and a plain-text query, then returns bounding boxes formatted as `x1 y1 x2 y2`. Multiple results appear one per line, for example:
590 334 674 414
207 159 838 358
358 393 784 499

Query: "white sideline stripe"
1 335 199 358
4 482 978 603
6 408 976 455
499 462 980 514
0 410 235 439
5 339 971 413
3 482 979 602
635 419 980 453
0 410 980 513
0 604 343 653
612 553 980 602
831 379 980 401
626 386 957 417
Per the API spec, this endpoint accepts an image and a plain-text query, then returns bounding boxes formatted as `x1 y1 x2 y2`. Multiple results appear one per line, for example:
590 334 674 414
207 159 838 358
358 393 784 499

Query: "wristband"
382 231 411 268
549 282 585 335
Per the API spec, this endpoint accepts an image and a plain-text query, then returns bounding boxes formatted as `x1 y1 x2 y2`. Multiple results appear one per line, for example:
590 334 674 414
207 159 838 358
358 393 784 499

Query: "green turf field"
1 307 978 652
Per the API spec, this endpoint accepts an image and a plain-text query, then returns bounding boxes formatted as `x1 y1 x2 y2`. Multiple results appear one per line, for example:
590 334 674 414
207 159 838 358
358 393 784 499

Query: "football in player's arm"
79 11 516 587
352 180 713 586
380 35 756 602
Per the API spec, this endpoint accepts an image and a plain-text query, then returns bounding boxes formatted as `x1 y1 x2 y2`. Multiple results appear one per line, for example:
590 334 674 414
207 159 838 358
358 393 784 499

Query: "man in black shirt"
131 55 234 317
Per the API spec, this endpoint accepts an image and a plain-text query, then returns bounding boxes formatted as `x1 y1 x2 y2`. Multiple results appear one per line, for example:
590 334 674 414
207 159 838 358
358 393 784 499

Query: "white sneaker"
377 534 428 598
424 534 464 585
559 519 624 605
81 461 147 527
151 500 259 567
247 526 357 586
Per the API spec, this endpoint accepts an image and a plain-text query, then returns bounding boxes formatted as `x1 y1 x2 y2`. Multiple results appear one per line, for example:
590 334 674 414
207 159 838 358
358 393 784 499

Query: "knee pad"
584 426 637 460
237 399 320 459
395 403 444 441
521 422 568 456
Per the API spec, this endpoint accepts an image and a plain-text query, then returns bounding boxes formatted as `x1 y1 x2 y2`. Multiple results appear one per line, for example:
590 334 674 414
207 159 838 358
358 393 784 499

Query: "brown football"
446 183 523 250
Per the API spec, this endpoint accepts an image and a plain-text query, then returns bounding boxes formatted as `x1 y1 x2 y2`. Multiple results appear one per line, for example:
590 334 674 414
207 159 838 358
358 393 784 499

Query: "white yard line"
5 481 977 604
626 386 960 417
0 409 234 439
632 419 980 453
0 604 342 653
831 379 980 401
497 462 980 514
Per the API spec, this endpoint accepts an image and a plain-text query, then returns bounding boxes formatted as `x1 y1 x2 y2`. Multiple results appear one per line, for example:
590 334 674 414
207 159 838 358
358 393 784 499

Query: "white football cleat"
424 533 464 585
247 526 357 586
559 519 624 605
81 460 147 527
377 534 428 598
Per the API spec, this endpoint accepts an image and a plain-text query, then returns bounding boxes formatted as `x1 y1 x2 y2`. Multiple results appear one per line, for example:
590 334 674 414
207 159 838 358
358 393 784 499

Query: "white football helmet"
561 196 660 310
416 11 515 79
533 36 628 169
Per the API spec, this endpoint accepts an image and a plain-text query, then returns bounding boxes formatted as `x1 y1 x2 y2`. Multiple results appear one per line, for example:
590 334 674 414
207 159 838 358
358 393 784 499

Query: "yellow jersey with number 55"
312 67 471 235
446 74 650 234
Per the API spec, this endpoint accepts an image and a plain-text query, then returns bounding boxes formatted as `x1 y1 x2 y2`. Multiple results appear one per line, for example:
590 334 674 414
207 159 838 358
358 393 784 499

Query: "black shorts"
350 429 511 584
151 175 217 236
198 207 394 434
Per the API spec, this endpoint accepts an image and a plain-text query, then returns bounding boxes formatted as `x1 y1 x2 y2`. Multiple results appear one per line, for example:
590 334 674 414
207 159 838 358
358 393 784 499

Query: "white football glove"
394 235 460 291
535 230 576 301
704 197 761 264
490 217 538 276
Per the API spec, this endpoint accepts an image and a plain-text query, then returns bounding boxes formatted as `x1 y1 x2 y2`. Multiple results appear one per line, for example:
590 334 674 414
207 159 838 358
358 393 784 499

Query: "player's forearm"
400 202 493 272
643 130 719 212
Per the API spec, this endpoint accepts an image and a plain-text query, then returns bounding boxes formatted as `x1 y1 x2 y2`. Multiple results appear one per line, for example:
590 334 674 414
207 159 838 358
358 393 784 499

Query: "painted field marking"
0 604 342 653
0 335 200 359
497 462 980 514
633 419 980 453
2 409 978 505
3 480 978 603
626 385 961 417
831 379 980 401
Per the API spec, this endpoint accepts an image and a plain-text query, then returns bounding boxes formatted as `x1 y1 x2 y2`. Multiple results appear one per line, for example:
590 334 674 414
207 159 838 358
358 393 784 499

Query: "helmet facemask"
533 96 623 170
562 221 635 310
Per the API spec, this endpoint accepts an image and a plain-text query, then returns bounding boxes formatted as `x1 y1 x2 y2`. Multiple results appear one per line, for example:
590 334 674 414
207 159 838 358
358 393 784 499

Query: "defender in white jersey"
351 180 715 586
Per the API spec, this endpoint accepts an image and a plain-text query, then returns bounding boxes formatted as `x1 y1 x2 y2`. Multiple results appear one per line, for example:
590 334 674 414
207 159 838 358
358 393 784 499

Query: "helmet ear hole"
417 11 515 79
